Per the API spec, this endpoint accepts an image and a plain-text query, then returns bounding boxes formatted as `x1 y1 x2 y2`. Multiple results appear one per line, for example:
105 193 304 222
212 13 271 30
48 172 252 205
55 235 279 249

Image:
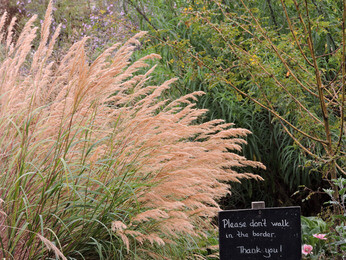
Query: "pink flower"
302 244 313 255
313 233 327 240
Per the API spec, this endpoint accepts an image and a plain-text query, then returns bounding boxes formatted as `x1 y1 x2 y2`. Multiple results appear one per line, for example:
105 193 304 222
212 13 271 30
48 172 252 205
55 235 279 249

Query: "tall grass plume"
0 2 264 259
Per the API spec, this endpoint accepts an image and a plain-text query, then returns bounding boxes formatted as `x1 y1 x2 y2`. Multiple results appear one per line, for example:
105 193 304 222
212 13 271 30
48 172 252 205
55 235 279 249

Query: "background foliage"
121 0 345 215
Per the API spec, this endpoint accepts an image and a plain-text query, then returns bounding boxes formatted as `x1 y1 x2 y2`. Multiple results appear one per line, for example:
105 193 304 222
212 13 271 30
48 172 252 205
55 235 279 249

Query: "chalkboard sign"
218 206 301 259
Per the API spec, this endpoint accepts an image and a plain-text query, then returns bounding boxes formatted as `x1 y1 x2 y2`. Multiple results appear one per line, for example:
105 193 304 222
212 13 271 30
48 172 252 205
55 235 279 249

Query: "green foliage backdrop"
124 0 345 214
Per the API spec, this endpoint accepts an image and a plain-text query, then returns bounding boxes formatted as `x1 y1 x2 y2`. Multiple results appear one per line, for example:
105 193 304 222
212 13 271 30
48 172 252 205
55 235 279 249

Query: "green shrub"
127 0 345 212
301 177 346 259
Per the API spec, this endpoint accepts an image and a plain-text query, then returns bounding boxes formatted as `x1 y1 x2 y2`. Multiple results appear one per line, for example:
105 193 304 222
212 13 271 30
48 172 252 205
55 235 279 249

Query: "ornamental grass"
0 2 263 259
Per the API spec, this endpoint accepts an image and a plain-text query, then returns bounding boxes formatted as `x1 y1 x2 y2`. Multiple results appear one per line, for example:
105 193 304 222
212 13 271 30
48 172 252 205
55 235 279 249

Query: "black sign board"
218 206 301 259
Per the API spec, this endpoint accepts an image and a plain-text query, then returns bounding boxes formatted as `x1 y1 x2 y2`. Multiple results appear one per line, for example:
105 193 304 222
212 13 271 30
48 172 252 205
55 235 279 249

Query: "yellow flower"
249 54 258 65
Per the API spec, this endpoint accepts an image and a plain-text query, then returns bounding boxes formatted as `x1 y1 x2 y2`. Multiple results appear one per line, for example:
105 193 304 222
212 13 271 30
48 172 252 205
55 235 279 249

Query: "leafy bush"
0 2 263 259
127 0 345 213
301 178 346 259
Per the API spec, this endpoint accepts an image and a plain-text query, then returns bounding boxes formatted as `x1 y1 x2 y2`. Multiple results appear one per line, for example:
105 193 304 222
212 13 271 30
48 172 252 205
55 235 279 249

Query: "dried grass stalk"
0 1 264 258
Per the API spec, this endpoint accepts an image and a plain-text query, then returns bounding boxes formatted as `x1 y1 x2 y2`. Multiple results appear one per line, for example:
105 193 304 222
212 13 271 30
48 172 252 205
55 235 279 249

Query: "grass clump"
0 2 263 259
